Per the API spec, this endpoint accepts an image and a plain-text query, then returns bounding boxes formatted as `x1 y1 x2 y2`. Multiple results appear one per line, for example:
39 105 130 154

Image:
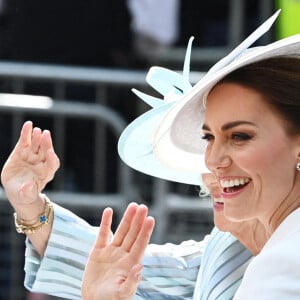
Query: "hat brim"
153 34 300 174
118 102 208 186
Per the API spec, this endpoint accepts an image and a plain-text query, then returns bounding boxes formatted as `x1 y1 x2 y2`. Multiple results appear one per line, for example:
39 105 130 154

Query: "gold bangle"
14 195 54 234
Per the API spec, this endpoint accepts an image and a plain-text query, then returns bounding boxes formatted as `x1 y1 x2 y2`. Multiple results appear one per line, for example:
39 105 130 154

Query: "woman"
2 121 263 299
93 40 300 300
204 55 300 299
145 27 300 300
83 9 300 298
2 10 296 299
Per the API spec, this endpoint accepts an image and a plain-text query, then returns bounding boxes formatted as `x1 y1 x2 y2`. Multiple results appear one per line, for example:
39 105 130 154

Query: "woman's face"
202 173 235 231
203 82 300 224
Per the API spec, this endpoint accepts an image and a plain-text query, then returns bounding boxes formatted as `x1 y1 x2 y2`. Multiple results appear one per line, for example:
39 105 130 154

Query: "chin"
224 207 247 222
214 217 230 232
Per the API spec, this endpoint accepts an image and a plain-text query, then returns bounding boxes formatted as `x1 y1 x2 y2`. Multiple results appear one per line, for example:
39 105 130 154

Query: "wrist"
14 194 54 234
12 193 46 222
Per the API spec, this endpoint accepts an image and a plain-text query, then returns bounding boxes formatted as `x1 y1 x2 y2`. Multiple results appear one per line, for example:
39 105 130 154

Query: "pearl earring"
297 163 300 171
199 185 210 198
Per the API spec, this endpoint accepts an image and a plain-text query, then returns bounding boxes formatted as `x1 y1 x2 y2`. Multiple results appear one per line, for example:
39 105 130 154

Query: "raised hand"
1 121 60 255
1 121 59 211
82 203 155 300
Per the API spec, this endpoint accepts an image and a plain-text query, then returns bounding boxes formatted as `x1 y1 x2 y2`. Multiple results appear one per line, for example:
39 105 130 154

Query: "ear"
295 134 300 161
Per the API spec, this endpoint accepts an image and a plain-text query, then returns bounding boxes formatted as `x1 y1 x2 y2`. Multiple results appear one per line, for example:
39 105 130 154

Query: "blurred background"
0 0 299 299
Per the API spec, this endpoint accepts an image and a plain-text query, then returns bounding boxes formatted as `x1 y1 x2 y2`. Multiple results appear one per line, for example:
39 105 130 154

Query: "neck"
264 194 300 235
229 220 269 255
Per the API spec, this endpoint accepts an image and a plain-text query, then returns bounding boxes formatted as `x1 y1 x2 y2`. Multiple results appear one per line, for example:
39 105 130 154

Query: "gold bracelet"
14 195 54 234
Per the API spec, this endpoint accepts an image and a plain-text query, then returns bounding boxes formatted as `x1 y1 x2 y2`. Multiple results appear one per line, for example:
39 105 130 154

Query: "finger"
119 264 143 298
8 121 33 163
40 130 54 154
130 216 155 262
94 207 113 249
20 180 37 198
31 127 42 154
44 149 60 173
112 202 138 246
15 121 33 151
121 204 149 251
19 181 40 205
41 130 60 171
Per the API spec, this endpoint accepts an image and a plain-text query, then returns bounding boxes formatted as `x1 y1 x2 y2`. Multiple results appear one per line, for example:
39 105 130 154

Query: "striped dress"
24 203 252 299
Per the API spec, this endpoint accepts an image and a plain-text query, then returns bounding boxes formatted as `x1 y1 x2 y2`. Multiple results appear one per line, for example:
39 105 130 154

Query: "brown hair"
220 57 300 135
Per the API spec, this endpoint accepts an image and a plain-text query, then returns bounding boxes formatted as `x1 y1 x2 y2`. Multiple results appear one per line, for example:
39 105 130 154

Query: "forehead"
204 82 272 123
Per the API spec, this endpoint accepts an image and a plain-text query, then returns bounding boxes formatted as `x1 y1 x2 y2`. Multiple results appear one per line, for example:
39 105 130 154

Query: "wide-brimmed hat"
118 10 300 186
118 36 207 185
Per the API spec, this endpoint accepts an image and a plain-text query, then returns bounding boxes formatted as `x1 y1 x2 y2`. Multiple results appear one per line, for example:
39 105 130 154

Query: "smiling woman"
2 10 300 300
152 34 300 300
200 58 300 298
205 73 300 219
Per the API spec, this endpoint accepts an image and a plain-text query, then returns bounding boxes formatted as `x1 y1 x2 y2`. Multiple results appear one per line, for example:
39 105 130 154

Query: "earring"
199 185 210 198
297 163 300 171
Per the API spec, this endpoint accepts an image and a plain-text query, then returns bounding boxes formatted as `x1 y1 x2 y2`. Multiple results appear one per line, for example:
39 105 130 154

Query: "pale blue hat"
118 36 206 185
118 10 300 185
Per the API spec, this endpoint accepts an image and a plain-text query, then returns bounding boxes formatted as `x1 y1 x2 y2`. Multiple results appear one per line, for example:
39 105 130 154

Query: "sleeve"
24 203 207 300
24 203 99 299
137 239 207 299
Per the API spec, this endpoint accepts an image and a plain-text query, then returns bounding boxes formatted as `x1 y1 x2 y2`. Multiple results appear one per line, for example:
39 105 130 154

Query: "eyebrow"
202 120 258 131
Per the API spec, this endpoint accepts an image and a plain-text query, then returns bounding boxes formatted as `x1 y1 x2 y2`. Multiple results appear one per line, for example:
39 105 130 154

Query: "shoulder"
234 228 300 299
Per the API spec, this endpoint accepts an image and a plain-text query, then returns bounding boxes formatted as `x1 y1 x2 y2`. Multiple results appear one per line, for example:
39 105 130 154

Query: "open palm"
1 121 59 207
82 203 155 300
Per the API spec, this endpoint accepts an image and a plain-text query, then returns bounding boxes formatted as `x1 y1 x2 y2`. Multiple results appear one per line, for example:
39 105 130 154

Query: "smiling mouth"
220 177 251 193
214 200 224 205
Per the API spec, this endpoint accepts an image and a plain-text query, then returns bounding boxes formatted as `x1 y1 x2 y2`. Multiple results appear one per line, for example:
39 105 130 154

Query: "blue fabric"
24 203 252 299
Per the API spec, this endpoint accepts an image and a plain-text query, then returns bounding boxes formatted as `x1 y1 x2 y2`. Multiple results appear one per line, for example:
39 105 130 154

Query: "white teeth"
214 198 224 204
220 178 250 188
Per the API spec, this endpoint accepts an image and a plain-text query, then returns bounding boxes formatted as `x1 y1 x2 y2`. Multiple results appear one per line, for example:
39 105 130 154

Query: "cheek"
204 147 213 170
214 211 228 231
241 142 295 196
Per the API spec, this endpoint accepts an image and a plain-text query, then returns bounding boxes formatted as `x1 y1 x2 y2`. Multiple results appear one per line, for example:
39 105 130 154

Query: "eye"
201 133 214 142
231 132 252 142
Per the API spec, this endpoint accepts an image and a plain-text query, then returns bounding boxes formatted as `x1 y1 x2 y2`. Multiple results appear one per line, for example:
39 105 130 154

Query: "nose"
205 141 232 172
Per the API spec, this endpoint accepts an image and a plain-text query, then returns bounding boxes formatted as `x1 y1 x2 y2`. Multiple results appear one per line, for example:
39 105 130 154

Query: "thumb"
20 180 39 204
119 264 143 299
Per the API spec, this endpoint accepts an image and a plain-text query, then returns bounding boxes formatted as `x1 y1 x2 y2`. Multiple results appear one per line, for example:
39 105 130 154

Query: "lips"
214 199 224 205
219 177 251 194
224 185 245 193
213 198 224 211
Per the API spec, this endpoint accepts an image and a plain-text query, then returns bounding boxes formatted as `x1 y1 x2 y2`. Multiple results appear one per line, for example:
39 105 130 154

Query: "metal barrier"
0 94 136 300
0 93 131 193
